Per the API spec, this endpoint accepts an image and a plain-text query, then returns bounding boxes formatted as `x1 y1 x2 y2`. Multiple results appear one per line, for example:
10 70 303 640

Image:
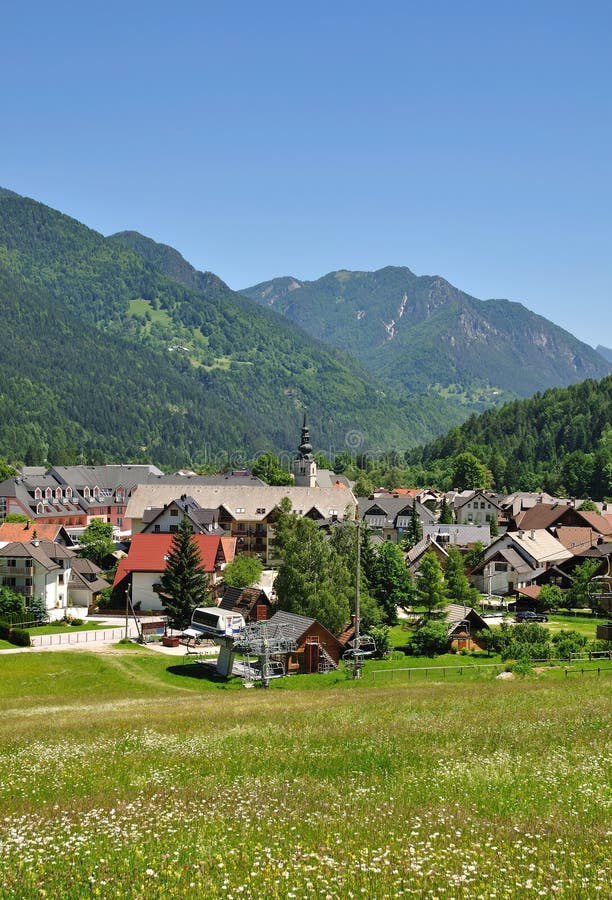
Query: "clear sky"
2 1 611 348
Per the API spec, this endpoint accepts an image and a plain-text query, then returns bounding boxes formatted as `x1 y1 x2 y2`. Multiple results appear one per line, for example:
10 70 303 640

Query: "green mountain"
0 189 465 466
408 375 612 500
241 267 610 401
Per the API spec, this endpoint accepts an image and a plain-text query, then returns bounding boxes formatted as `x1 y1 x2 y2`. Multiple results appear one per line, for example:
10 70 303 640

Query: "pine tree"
402 498 423 550
160 519 211 630
438 497 453 524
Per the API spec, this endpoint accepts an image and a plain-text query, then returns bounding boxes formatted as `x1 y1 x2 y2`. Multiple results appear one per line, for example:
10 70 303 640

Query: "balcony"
0 564 34 576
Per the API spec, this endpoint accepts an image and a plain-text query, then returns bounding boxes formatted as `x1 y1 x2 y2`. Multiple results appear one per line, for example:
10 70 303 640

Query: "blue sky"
2 1 611 348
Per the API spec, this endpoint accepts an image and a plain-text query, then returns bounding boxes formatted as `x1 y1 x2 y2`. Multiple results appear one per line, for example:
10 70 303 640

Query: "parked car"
515 610 548 623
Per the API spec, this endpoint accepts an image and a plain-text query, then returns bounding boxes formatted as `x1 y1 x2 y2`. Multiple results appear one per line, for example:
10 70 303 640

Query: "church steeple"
298 413 313 459
293 413 317 486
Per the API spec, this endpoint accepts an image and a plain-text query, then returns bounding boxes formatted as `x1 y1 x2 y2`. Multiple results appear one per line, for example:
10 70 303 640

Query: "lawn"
25 621 123 636
0 647 610 898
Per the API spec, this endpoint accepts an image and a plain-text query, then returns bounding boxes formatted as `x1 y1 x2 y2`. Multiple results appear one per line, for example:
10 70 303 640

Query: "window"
485 514 490 522
480 502 486 509
494 562 507 572
56 488 62 498
236 507 245 514
35 488 42 500
83 487 90 498
170 508 179 517
45 488 52 499
169 524 178 533
65 487 72 498
256 507 266 515
154 524 160 533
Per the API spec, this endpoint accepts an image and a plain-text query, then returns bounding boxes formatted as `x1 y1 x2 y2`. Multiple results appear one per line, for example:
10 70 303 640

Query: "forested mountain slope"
408 375 612 499
0 189 465 465
242 267 610 401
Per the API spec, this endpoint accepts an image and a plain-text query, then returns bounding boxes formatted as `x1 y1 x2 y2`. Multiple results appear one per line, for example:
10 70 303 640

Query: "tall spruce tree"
438 497 453 524
160 519 210 630
403 498 423 550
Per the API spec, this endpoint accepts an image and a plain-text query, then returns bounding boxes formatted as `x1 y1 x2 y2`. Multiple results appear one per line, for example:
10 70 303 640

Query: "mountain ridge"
241 266 610 399
0 188 468 465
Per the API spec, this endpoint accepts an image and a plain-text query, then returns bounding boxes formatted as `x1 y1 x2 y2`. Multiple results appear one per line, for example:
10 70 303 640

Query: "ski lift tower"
234 620 297 687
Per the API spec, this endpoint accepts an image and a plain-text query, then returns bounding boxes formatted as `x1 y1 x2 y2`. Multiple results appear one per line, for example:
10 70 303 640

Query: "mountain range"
241 268 610 402
0 185 609 468
0 188 464 466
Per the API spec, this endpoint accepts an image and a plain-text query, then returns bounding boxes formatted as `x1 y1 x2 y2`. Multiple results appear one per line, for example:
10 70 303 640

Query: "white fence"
30 623 139 648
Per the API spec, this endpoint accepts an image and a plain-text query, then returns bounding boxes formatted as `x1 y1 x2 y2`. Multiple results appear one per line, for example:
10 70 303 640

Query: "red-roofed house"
0 521 74 546
113 533 236 611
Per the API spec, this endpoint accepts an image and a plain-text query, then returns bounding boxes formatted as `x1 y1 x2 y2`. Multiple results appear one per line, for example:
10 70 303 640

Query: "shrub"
8 627 31 647
410 621 449 657
70 619 84 627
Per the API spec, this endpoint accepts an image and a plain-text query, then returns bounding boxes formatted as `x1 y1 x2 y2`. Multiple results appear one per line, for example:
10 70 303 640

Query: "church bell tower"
293 414 318 487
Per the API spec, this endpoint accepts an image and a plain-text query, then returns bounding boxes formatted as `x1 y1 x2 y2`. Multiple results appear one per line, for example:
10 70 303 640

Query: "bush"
70 619 84 627
8 627 31 647
410 621 449 657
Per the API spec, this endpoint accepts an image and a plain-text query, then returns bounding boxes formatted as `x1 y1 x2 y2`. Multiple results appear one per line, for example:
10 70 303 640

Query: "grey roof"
444 604 489 633
497 547 534 574
267 610 317 641
50 464 164 490
453 490 503 511
422 524 491 546
127 484 356 522
358 496 435 526
0 539 76 570
69 570 108 593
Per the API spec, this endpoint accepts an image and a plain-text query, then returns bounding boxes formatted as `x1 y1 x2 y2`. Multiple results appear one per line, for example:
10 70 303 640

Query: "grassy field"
0 647 610 898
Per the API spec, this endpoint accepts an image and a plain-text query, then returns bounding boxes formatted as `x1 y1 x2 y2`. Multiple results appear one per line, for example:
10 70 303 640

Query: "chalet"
358 497 435 543
0 539 75 621
112 533 236 611
471 529 572 596
453 489 503 528
266 610 343 673
140 495 225 536
445 604 490 651
218 585 272 623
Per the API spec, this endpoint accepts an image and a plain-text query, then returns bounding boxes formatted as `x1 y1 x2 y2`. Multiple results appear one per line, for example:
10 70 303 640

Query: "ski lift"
343 633 377 661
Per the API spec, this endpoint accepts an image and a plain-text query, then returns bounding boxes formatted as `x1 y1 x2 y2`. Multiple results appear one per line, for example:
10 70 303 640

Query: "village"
1 419 611 678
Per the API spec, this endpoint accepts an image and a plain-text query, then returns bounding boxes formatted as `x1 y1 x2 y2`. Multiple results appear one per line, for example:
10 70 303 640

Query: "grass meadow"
0 647 610 898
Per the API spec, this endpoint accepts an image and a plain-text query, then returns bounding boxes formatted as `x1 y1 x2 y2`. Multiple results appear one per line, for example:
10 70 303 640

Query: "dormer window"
83 487 90 499
37 502 44 514
55 488 62 499
93 486 100 498
34 488 42 500
45 488 52 499
65 487 72 499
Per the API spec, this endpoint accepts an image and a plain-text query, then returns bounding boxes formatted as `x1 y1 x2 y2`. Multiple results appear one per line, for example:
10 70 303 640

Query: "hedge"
0 619 32 647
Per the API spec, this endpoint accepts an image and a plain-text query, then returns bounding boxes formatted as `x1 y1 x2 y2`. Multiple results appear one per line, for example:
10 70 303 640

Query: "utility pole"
353 518 361 680
125 586 130 641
